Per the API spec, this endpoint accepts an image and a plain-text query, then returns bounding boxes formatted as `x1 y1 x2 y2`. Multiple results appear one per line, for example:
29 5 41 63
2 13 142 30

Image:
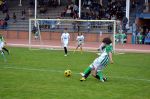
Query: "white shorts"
0 42 4 50
78 41 83 46
89 53 109 71
63 41 68 47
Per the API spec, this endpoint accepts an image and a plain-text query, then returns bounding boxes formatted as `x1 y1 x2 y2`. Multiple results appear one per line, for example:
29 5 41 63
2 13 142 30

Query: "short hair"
102 37 112 45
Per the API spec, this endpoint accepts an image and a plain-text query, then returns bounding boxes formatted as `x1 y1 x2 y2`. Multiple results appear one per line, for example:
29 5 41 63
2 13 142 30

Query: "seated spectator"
28 8 33 17
0 19 7 29
0 0 3 10
146 30 150 38
3 20 7 28
29 0 34 7
21 13 25 20
39 5 47 14
66 8 72 17
52 0 58 8
61 7 67 17
4 13 9 21
0 19 2 28
2 0 8 13
22 9 26 15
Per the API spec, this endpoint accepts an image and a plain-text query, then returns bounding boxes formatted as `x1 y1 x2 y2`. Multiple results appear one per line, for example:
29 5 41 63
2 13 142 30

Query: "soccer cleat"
80 72 85 77
100 79 105 82
80 77 86 81
64 54 67 56
103 77 107 81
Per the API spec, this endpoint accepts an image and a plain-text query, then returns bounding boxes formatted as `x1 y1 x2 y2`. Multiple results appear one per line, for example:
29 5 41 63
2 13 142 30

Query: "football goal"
29 19 122 52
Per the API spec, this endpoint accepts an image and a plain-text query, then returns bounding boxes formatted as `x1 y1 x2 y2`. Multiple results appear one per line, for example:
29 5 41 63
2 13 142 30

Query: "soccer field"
0 47 150 99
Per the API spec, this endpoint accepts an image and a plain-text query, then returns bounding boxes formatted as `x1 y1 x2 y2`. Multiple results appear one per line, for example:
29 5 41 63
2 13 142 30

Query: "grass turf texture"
0 47 150 99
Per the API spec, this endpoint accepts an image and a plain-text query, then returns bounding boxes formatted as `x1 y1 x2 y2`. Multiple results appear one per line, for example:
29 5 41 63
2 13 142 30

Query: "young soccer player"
61 28 70 56
74 32 84 54
0 34 8 62
80 37 113 82
0 34 9 55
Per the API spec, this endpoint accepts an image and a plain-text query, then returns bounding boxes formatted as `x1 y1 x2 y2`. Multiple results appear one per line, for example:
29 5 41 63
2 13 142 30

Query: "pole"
34 0 37 26
78 0 81 18
58 0 60 5
113 20 116 53
18 0 22 6
126 0 130 28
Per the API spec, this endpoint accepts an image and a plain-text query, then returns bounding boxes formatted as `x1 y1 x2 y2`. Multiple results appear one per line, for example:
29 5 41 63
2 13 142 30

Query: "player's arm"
61 34 63 43
68 33 70 40
98 43 105 52
109 52 113 64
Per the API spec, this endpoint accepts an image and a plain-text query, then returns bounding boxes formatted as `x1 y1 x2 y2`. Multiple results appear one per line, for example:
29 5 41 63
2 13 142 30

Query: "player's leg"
73 45 79 53
2 47 9 55
64 47 67 56
63 41 68 56
73 44 79 53
80 44 83 54
92 73 107 82
96 70 105 82
80 65 93 81
0 44 6 62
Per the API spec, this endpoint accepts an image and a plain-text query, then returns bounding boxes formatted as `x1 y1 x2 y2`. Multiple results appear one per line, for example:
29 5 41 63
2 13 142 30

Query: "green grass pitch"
0 47 150 99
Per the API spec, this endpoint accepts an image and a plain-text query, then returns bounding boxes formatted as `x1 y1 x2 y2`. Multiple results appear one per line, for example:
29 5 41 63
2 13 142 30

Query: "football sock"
2 47 9 54
84 71 91 78
97 71 103 81
64 47 67 54
83 66 92 77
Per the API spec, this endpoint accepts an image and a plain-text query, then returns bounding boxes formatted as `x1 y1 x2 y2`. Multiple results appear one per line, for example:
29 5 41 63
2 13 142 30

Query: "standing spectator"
137 32 143 44
21 9 26 20
12 12 17 23
122 16 128 32
61 28 70 56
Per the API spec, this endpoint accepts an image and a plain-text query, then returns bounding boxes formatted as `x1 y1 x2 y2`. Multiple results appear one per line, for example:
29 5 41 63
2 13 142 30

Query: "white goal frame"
29 19 117 52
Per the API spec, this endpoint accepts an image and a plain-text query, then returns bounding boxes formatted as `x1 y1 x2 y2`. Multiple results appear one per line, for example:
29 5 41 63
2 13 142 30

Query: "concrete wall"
0 30 132 43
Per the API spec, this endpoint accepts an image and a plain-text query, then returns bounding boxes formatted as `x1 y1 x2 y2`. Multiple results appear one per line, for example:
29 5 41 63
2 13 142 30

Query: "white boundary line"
7 43 97 50
0 66 150 82
7 43 150 53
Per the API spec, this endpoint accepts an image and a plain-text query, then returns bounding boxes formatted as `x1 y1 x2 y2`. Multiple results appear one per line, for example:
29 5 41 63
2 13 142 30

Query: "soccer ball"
64 70 72 77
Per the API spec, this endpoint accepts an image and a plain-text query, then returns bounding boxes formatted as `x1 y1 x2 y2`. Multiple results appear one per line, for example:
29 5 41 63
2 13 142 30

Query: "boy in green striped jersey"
80 37 113 82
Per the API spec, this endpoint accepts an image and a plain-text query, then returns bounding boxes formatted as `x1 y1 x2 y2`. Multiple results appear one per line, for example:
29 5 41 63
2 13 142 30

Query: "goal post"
29 18 119 52
29 19 42 49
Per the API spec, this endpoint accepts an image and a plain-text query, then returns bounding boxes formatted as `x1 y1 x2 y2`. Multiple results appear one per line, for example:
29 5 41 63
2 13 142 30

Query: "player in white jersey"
61 29 70 56
74 32 84 53
0 33 8 62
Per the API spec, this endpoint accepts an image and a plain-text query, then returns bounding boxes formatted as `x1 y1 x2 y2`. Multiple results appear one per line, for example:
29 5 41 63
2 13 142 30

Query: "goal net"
29 19 122 52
